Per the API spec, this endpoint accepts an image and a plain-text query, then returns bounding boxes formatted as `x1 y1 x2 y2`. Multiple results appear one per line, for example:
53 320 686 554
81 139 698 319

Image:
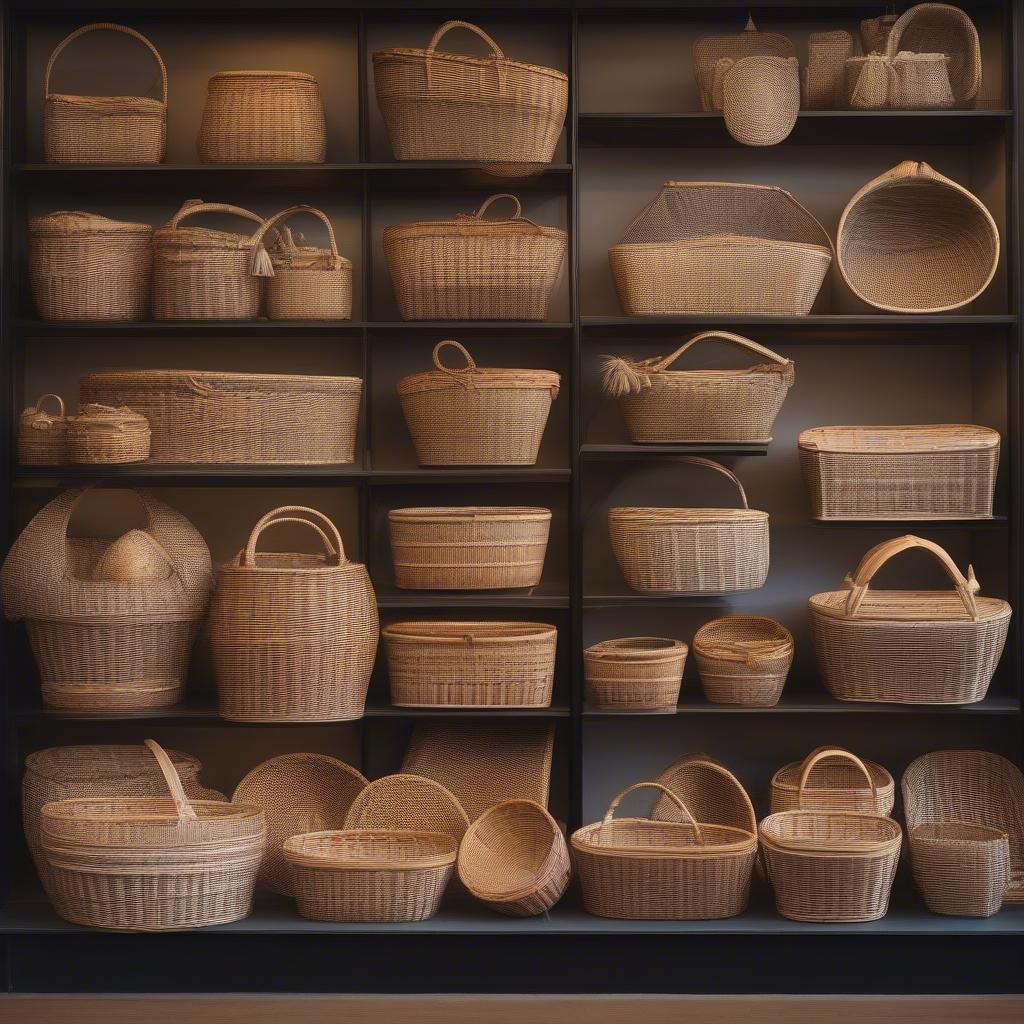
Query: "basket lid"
25 744 201 783
771 747 894 803
384 193 565 242
208 69 318 84
70 403 149 428
389 506 552 524
609 506 766 525
31 211 152 236
81 369 363 394
799 424 1000 454
383 620 556 644
397 340 560 398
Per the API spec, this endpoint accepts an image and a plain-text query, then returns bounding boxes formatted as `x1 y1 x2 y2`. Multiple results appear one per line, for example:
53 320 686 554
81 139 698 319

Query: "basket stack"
18 394 69 465
692 616 793 707
583 637 687 711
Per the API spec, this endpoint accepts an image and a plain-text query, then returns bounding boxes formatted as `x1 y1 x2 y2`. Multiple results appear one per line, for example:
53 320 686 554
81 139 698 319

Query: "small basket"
583 637 687 711
344 774 470 842
18 394 69 466
693 616 793 707
720 55 800 147
910 822 1010 918
66 404 151 464
398 340 560 466
770 747 895 816
802 30 853 109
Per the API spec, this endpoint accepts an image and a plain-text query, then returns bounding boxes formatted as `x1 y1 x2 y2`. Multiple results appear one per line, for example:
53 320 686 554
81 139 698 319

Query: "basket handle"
425 20 506 93
678 456 750 510
431 339 478 390
45 22 167 105
168 200 265 234
145 739 197 822
474 194 522 220
647 331 792 375
248 204 341 276
796 747 876 810
602 781 703 845
242 505 346 568
28 393 65 418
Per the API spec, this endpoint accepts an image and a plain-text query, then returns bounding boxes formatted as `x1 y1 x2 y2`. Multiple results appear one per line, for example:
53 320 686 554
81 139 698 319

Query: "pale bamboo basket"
66 404 151 464
650 754 757 837
770 747 895 816
583 637 687 711
344 774 470 843
910 822 1010 918
719 55 800 146
692 616 793 707
18 394 69 465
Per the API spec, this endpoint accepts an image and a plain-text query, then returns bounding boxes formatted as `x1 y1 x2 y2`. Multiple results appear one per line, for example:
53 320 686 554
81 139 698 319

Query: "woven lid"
81 369 362 394
771 748 894 800
31 211 152 236
209 70 318 84
385 193 564 242
383 621 556 645
26 744 201 783
609 506 767 526
800 424 1000 454
397 340 560 398
389 506 552 525
70 403 149 428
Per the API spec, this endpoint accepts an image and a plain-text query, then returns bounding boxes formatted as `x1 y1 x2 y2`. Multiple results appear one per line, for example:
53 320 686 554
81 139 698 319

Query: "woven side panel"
45 101 165 165
910 823 1009 917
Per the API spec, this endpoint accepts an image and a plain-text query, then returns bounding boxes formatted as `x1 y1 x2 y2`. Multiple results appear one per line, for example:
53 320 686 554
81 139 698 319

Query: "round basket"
770 747 895 816
651 754 756 835
910 822 1009 918
66 404 151 464
18 394 68 466
583 637 687 711
692 616 793 706
720 55 800 146
344 774 470 842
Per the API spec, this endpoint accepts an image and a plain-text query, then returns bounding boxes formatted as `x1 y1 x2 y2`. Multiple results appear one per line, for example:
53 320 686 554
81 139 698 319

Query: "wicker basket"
802 30 853 109
720 55 800 147
383 620 557 708
601 331 794 445
44 23 166 165
693 616 793 706
770 747 895 816
40 741 265 931
30 211 152 321
861 14 898 52
398 340 560 466
1 488 211 711
198 71 326 164
18 394 69 466
344 774 470 842
66 404 151 464
800 424 1000 521
651 755 757 836
809 535 1011 705
373 20 567 177
837 161 999 314
383 194 566 321
609 181 833 316
388 506 551 591
910 822 1010 918
583 637 687 711
608 457 769 593
209 506 378 722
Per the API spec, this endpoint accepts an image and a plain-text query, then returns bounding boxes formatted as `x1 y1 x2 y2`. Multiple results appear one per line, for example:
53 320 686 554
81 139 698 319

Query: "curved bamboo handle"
602 781 703 845
648 331 792 374
679 456 750 510
243 506 346 567
431 340 478 390
168 200 264 234
425 21 505 94
796 747 876 809
29 393 66 418
145 739 197 821
248 204 340 273
474 194 522 220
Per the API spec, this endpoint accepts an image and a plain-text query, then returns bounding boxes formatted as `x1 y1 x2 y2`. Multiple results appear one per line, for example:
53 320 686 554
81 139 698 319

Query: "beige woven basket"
770 747 895 816
583 637 687 711
44 23 166 165
800 424 1000 521
601 331 794 444
384 194 566 320
861 13 898 52
809 535 1011 705
18 394 68 466
650 754 757 836
608 457 769 594
344 774 470 842
719 55 800 147
802 30 853 109
209 506 378 722
373 20 567 177
198 70 326 164
383 620 557 708
66 404 151 464
910 822 1010 918
693 616 793 707
398 340 560 466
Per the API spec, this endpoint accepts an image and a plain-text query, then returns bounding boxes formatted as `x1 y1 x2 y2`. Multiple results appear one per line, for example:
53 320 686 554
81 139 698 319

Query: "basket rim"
609 236 833 258
25 745 200 783
759 809 902 854
283 828 458 870
910 820 1010 846
384 219 566 240
809 590 1011 623
40 795 263 825
397 367 560 396
207 69 319 83
799 424 1000 454
31 211 153 236
584 637 687 661
45 92 166 110
81 369 363 391
383 620 557 644
571 816 756 858
388 506 552 523
692 615 792 653
608 506 766 524
372 46 568 83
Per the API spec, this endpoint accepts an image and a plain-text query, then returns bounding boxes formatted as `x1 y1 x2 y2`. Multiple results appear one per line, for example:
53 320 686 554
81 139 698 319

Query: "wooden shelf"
582 443 769 458
583 695 1021 716
16 319 574 336
375 584 570 609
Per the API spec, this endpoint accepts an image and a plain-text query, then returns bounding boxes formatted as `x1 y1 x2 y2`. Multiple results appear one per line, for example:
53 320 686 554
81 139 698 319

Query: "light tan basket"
802 30 853 109
398 340 560 466
18 394 69 466
583 637 687 711
809 535 1011 705
651 754 757 836
910 822 1010 918
693 616 793 707
861 14 898 52
383 620 557 708
383 194 566 320
719 55 800 147
66 404 151 464
44 23 166 165
344 774 470 842
770 747 895 816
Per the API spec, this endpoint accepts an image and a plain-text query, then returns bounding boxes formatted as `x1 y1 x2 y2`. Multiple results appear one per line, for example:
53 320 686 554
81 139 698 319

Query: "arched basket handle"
796 747 877 810
678 456 751 510
168 200 265 235
425 20 506 94
248 204 341 276
602 781 703 845
28 394 66 418
242 506 346 568
145 739 197 821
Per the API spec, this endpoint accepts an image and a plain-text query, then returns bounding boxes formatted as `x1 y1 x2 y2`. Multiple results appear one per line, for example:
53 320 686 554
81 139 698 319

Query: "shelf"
376 584 570 609
812 516 1009 529
583 591 728 608
582 443 768 459
582 315 1016 330
583 695 1021 716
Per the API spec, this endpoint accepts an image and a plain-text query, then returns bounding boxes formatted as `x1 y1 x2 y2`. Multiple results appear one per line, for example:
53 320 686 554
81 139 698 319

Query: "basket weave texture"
18 394 69 466
769 747 895 816
802 30 853 109
910 823 1010 917
67 404 151 464
693 616 793 706
650 755 757 836
720 55 800 146
583 637 687 711
344 774 470 842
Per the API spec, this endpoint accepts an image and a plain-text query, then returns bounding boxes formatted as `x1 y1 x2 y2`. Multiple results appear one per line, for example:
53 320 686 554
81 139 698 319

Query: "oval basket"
66 404 151 464
692 616 793 707
582 637 687 711
910 822 1010 918
770 747 895 816
720 55 800 146
18 394 69 466
344 774 470 842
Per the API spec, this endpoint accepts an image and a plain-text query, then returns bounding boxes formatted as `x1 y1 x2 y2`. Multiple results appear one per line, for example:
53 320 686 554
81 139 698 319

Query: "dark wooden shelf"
582 443 769 458
583 695 1021 716
376 584 570 609
582 315 1016 329
582 591 729 608
17 319 574 336
812 516 1009 529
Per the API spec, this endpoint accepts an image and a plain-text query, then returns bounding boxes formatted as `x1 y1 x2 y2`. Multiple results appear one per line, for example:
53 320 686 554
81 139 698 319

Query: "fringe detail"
250 243 276 277
600 356 657 397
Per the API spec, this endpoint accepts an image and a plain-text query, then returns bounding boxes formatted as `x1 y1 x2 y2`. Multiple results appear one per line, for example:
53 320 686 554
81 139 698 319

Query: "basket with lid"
583 637 687 711
770 747 895 816
18 394 69 466
67 404 151 464
693 616 793 707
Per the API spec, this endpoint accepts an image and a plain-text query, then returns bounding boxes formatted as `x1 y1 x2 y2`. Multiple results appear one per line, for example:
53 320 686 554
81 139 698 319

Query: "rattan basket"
802 30 853 109
651 755 757 836
583 637 687 711
770 747 895 816
720 55 800 147
18 394 68 466
809 535 1011 704
692 616 793 706
66 404 151 464
910 822 1010 918
344 774 470 842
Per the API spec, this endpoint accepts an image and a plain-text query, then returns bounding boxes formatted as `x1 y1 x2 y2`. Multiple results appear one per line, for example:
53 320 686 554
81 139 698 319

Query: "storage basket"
608 457 769 593
284 830 456 923
344 774 470 842
861 14 898 52
383 620 557 708
693 616 793 706
572 782 757 920
837 161 999 313
388 506 552 590
651 755 757 836
601 331 794 444
770 747 895 816
66 404 151 464
373 20 568 177
609 181 833 316
30 211 152 321
209 506 378 722
458 800 570 917
910 822 1009 918
44 23 166 165
18 394 68 466
802 30 853 109
799 424 1000 520
397 340 560 466
1 488 211 711
809 535 1011 704
39 740 265 931
720 55 800 147
383 194 566 321
80 369 362 466
198 71 326 164
582 637 687 711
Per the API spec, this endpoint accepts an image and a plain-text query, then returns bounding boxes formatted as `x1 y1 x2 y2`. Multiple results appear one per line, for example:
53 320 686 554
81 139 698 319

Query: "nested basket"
209 506 378 722
719 55 800 147
383 620 557 708
770 747 895 816
66 404 151 464
583 637 687 711
344 774 470 842
693 616 793 707
388 506 552 590
651 755 757 837
809 535 1011 704
198 71 326 164
398 340 560 466
608 457 769 593
18 394 68 466
383 194 566 321
44 23 167 164
910 823 1010 918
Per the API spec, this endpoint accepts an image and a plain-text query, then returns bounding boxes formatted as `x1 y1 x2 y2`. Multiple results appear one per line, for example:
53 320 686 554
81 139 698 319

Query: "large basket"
210 506 377 722
18 394 68 466
770 747 895 816
809 535 1011 705
398 340 560 466
582 637 687 711
910 823 1010 918
800 424 1000 520
373 20 567 177
692 616 793 707
383 194 566 321
66 404 151 464
608 457 769 593
44 23 166 165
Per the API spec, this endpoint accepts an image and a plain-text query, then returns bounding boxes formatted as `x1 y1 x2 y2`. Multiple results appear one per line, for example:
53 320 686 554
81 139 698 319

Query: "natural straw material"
583 637 687 711
770 747 895 816
910 822 1009 918
344 774 470 842
66 404 151 464
18 394 69 466
693 616 793 706
803 30 853 109
720 55 800 146
651 755 757 836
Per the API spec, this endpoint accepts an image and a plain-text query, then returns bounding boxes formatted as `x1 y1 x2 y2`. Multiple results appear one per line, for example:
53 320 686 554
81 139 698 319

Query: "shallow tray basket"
770 747 895 816
692 616 793 707
583 637 687 711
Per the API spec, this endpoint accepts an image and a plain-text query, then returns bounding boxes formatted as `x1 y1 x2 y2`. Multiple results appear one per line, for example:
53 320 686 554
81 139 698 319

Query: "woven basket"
861 14 899 52
600 331 794 444
693 616 793 707
802 30 853 109
383 620 557 708
572 782 757 920
398 340 560 466
383 194 566 320
719 55 800 146
198 71 326 164
458 800 570 917
40 741 265 931
209 506 378 722
583 637 687 711
30 211 152 321
837 161 999 313
44 23 166 164
66 404 151 464
910 822 1010 918
373 20 567 177
1 488 211 711
608 457 768 593
800 424 1000 521
388 505 551 591
651 755 757 836
809 535 1011 705
344 774 470 842
770 747 895 816
609 181 832 316
18 394 68 466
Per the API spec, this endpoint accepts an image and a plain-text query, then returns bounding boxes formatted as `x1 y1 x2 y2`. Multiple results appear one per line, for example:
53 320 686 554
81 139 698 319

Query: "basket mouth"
911 821 1009 847
383 220 566 241
609 506 766 524
809 590 1011 623
584 637 687 662
383 621 556 644
389 506 552 524
372 47 568 83
397 368 560 396
693 616 793 660
25 745 200 784
209 70 318 84
283 828 458 870
799 424 1000 454
46 93 165 112
771 757 894 796
153 225 255 248
609 235 832 259
31 211 153 236
40 796 263 825
572 817 756 857
82 369 362 392
759 810 902 853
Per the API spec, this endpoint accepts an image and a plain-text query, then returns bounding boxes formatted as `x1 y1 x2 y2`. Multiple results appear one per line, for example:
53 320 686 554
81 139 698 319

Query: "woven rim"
911 821 1009 847
209 70 318 83
388 506 552 524
31 211 152 236
82 370 362 392
572 817 756 858
383 621 556 645
692 616 793 662
609 506 766 525
42 796 263 826
373 47 567 83
283 829 457 870
799 424 1000 454
759 810 902 854
584 637 687 663
25 745 200 784
609 236 833 259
